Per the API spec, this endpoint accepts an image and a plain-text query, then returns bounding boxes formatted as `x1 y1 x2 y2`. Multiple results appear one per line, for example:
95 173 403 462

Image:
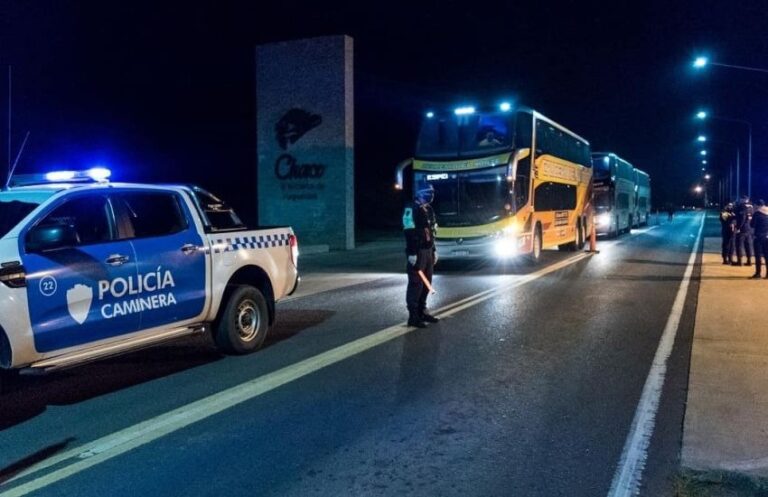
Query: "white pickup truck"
0 171 299 388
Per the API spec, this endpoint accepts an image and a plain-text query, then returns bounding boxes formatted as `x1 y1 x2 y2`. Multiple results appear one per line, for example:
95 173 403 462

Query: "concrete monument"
256 35 354 250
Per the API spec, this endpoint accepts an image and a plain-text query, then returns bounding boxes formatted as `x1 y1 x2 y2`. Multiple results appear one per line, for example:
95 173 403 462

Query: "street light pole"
696 112 752 198
736 147 740 198
707 61 768 75
718 117 752 198
696 134 741 201
693 57 768 74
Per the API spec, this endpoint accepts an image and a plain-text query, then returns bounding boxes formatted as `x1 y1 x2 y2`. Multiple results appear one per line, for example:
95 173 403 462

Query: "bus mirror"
394 158 413 190
508 149 528 182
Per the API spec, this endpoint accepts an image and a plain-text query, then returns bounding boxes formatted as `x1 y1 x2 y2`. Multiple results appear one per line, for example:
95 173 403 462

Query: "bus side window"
515 176 528 209
515 156 531 208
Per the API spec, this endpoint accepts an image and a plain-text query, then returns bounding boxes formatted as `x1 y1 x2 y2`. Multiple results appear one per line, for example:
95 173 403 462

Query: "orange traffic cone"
587 218 599 253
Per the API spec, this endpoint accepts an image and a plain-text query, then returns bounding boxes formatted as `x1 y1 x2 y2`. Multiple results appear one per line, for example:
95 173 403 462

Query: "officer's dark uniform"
719 204 736 264
734 198 754 266
403 189 438 328
750 201 768 278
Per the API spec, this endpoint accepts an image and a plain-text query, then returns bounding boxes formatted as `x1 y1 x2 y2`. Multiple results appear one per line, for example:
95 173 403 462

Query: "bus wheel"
528 224 543 264
559 221 579 252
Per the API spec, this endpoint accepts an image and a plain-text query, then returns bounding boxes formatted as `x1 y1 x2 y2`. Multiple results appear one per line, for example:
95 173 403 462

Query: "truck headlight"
597 213 611 226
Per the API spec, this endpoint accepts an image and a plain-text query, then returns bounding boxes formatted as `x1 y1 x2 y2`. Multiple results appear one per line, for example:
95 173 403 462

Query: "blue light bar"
87 167 111 181
499 102 512 112
454 106 475 116
45 171 76 182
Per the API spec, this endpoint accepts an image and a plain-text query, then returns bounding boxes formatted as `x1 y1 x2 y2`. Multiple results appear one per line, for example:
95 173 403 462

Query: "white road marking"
612 225 660 245
607 214 705 497
1 252 591 496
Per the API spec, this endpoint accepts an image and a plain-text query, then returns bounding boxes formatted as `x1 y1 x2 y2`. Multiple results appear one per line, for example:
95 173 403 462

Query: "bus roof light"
454 106 476 116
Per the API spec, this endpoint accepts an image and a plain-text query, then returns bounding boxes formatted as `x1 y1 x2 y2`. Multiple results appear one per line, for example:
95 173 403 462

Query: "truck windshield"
0 191 55 239
416 112 514 159
415 165 512 227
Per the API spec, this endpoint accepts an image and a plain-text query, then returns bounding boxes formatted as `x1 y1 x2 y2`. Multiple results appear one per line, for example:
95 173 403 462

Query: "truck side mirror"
26 223 79 253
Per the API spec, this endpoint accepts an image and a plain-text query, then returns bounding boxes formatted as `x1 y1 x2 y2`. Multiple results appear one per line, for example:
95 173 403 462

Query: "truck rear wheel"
214 285 269 355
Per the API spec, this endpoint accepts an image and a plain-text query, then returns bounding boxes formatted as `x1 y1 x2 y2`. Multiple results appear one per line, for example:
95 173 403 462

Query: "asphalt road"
0 211 704 497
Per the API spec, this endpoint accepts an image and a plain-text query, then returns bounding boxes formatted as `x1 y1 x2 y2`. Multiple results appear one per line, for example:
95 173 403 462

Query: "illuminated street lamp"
697 111 753 197
693 56 708 68
702 160 707 164
694 185 703 193
700 150 707 156
705 174 711 180
697 135 707 142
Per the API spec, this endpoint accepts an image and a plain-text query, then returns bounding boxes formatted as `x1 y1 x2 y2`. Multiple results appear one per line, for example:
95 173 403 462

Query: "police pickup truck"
0 170 299 388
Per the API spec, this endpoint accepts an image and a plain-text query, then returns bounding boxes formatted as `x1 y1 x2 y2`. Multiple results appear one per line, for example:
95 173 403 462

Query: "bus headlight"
597 213 611 226
494 237 517 258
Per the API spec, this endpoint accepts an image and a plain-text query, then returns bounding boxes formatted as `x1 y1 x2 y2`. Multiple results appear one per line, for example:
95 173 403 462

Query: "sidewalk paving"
283 232 404 302
682 234 768 480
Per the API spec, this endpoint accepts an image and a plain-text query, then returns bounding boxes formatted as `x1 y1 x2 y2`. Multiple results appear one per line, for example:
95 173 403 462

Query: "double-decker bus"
591 152 636 236
633 168 651 226
395 104 593 263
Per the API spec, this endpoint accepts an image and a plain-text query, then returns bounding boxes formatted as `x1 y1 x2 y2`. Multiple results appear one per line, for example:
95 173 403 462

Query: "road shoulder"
682 236 768 481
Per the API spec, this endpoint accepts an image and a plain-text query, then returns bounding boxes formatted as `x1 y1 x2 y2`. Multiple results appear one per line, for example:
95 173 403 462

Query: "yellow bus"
396 104 593 263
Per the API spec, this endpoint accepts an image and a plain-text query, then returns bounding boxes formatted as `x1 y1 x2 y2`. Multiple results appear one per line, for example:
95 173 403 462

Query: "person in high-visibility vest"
403 183 439 328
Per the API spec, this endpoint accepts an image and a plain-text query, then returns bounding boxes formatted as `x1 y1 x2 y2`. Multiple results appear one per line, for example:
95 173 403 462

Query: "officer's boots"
420 309 440 323
408 311 427 328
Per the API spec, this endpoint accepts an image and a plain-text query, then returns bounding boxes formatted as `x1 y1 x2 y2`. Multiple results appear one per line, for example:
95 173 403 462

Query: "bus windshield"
415 165 512 227
592 155 611 180
416 112 514 159
594 189 613 211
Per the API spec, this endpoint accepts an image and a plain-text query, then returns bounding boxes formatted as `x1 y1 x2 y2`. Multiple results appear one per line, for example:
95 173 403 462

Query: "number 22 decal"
39 276 58 297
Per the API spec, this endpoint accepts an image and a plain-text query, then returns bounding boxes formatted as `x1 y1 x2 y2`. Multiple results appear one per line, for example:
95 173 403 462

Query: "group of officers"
720 195 768 279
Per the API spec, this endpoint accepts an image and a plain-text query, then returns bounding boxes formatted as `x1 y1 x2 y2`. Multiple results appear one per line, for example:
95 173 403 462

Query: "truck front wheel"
214 285 270 354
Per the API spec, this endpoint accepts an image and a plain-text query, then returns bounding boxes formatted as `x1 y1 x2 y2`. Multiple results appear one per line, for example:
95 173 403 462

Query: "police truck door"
113 190 207 331
22 193 141 353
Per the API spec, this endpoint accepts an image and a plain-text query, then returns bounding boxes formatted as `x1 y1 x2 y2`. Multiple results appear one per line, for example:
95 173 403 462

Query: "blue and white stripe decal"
212 233 290 253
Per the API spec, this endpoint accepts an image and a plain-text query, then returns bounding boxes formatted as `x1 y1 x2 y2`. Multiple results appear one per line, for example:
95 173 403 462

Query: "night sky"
2 0 767 229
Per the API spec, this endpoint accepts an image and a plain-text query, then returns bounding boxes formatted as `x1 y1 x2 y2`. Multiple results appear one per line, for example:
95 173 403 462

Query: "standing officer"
733 195 754 266
720 202 736 264
403 183 439 328
750 199 768 278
